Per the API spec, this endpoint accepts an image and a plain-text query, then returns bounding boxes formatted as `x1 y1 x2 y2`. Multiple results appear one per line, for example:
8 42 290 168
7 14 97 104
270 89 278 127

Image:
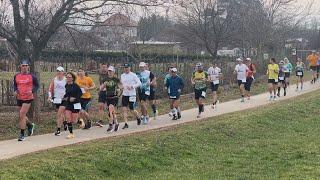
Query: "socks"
20 129 25 136
198 104 204 113
151 104 157 113
67 123 73 134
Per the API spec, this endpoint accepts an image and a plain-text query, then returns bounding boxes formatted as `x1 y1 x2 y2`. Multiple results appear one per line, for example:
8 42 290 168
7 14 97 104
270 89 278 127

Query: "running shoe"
96 120 104 127
197 113 201 118
177 113 181 119
79 119 85 129
122 123 129 129
137 117 142 125
269 96 273 101
142 116 148 125
27 123 35 136
63 121 68 131
277 93 280 97
168 112 173 117
273 96 277 101
114 124 119 132
172 114 178 120
284 91 286 96
54 130 61 136
106 124 113 132
66 133 75 139
240 98 245 103
18 134 25 141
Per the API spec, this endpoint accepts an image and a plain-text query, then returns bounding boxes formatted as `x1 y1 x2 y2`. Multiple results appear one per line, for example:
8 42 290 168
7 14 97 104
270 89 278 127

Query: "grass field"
0 89 319 179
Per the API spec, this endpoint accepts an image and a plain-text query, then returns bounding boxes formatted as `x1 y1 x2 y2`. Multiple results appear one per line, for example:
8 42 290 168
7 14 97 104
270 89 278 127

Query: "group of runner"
13 51 320 141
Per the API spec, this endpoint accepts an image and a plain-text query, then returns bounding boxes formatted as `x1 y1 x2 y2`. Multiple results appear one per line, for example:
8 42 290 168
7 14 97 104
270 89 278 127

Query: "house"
92 13 138 51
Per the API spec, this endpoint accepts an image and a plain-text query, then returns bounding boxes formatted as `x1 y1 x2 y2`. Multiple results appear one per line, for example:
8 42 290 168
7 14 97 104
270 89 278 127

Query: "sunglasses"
66 76 73 78
21 65 29 67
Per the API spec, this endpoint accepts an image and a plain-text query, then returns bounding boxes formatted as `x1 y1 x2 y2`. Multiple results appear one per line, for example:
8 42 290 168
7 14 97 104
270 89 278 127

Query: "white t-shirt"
235 64 248 81
207 66 221 84
53 77 66 99
120 72 141 96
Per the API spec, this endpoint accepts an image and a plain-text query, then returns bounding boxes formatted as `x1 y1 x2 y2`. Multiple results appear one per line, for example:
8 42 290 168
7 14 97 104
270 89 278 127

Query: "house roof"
101 13 137 27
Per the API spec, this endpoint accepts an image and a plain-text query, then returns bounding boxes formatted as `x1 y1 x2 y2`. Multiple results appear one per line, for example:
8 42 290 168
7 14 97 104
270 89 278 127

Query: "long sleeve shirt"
120 72 141 96
166 75 184 97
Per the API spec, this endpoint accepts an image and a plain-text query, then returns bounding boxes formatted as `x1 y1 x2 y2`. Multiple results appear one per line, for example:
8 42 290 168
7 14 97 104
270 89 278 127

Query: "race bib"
129 96 136 102
53 98 62 104
242 79 246 83
279 77 284 80
80 88 86 93
145 91 150 96
274 79 278 83
201 91 206 97
73 103 81 110
170 96 177 99
213 80 219 85
297 72 302 76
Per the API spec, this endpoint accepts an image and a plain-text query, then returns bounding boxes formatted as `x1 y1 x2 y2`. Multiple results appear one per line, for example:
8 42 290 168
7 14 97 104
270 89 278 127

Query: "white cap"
139 62 147 67
56 66 64 72
171 68 178 72
246 58 251 61
236 58 243 61
279 60 284 64
108 66 115 72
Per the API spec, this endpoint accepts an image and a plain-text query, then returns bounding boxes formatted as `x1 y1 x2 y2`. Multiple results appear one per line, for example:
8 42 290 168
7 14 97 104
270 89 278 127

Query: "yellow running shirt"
268 64 279 80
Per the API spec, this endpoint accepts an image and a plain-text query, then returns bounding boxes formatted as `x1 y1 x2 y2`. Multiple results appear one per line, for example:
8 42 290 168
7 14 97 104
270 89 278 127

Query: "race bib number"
129 96 136 102
297 72 302 76
73 103 81 110
80 88 86 93
213 80 219 85
279 77 284 80
145 91 150 96
53 98 62 104
201 91 206 97
274 79 278 83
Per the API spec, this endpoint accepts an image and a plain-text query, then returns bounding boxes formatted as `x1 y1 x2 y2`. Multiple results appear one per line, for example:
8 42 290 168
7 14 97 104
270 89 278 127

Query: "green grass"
1 89 320 179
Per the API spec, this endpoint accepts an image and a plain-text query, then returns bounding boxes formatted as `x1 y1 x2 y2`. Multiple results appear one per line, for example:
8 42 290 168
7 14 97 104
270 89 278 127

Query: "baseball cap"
246 58 251 61
108 66 115 72
56 66 64 72
20 59 30 65
171 68 178 72
236 58 243 61
139 62 146 67
123 63 130 68
196 62 203 67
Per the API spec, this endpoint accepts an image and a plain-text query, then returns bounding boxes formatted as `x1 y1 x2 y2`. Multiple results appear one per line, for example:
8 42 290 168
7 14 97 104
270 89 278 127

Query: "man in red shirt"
13 60 39 141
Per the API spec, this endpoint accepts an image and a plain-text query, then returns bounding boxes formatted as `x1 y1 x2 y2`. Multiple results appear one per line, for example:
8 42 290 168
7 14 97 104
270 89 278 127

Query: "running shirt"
64 83 82 105
136 70 154 93
268 64 279 80
307 54 319 66
247 63 255 79
49 77 66 100
76 76 94 99
164 73 171 85
296 62 305 72
284 63 293 72
192 71 208 90
235 64 249 81
120 72 141 96
104 77 120 97
207 67 221 84
166 75 184 97
278 66 285 80
13 73 39 101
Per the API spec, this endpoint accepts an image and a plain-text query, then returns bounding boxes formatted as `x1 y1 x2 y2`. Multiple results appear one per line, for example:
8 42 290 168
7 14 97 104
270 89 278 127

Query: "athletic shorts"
80 98 91 111
106 96 118 107
268 79 278 85
98 91 107 103
65 103 80 113
149 87 156 101
121 96 135 110
296 71 304 78
310 66 317 71
54 100 67 109
17 99 33 107
194 88 206 100
237 80 246 86
279 80 286 85
284 72 290 78
210 82 219 92
245 77 254 92
138 90 150 101
169 94 180 100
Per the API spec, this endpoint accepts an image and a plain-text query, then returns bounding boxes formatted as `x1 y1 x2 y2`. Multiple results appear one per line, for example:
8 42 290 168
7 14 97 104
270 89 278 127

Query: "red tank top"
14 73 36 100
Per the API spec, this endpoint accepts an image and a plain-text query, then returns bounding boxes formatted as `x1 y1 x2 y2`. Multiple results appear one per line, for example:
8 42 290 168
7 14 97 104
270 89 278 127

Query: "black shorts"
121 96 135 110
65 105 80 113
194 89 206 100
296 71 304 78
98 91 107 103
237 80 246 86
284 72 290 78
80 98 91 111
210 82 219 92
310 66 317 71
106 96 118 107
169 94 180 100
17 99 33 107
138 90 150 101
268 79 278 85
54 100 67 109
149 87 156 101
245 78 254 91
317 66 320 73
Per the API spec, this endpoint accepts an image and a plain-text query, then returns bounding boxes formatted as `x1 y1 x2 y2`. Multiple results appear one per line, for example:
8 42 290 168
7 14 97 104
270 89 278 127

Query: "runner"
166 68 184 120
191 63 208 118
307 50 318 84
295 58 305 91
48 66 67 136
234 58 249 102
145 63 158 120
136 62 154 124
102 66 121 132
317 52 320 80
97 63 109 127
284 57 292 87
207 62 222 109
75 68 96 129
120 63 142 129
164 66 174 117
13 59 39 141
277 61 287 97
267 58 279 101
244 58 256 100
63 72 82 139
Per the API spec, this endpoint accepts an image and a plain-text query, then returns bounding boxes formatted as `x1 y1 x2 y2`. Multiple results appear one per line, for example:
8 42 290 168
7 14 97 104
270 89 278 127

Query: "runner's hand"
70 97 76 102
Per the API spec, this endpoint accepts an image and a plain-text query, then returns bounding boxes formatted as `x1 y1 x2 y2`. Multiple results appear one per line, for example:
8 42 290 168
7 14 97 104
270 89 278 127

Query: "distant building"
92 13 138 51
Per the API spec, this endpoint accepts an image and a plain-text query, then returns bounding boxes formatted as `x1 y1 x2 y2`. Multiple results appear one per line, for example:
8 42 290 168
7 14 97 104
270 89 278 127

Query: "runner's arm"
48 79 54 99
132 74 142 89
32 75 39 93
